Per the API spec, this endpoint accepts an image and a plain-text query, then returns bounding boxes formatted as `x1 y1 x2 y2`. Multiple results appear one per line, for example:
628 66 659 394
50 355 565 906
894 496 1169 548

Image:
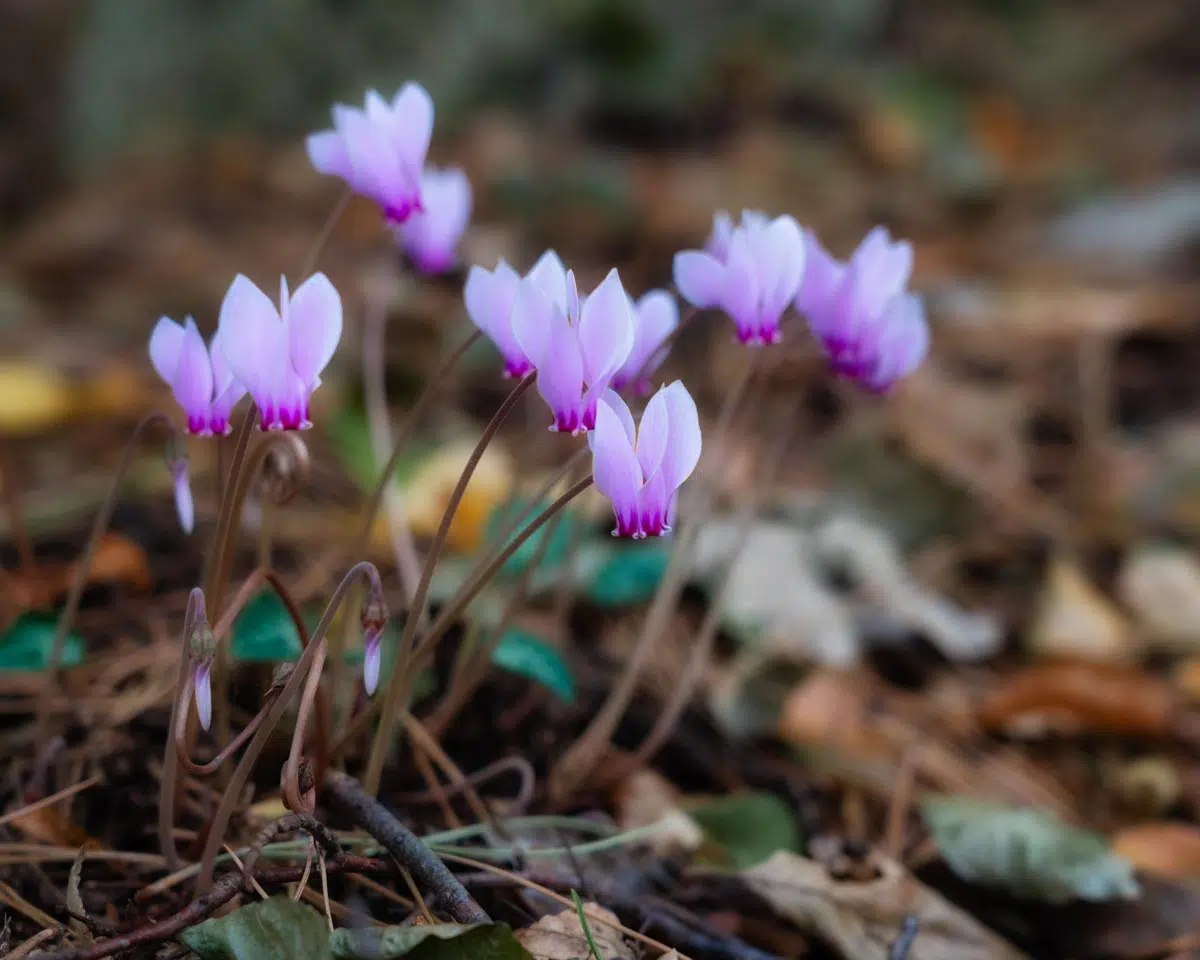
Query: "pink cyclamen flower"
510 260 635 434
464 250 568 378
590 382 702 538
610 290 679 395
396 166 471 273
674 210 806 346
306 83 434 224
217 273 343 431
149 317 246 435
795 226 928 393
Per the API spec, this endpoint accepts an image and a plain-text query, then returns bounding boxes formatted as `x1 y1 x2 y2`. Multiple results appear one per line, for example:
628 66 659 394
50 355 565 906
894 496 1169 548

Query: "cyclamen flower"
396 166 472 273
610 290 679 395
149 317 246 435
590 382 702 538
217 273 343 431
306 83 434 224
674 210 806 346
510 261 636 434
464 250 567 378
796 226 929 393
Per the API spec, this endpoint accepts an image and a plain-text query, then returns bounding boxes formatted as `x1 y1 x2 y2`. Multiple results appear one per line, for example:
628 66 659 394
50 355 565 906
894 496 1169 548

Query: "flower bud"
187 601 217 731
165 432 195 534
360 588 389 696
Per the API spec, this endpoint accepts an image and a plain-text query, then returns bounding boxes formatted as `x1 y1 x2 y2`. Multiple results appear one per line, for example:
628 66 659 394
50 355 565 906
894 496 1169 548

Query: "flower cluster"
147 77 933 700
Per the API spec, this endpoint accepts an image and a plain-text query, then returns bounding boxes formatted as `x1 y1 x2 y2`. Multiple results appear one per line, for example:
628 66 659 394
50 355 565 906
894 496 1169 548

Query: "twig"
6 927 59 960
323 770 489 923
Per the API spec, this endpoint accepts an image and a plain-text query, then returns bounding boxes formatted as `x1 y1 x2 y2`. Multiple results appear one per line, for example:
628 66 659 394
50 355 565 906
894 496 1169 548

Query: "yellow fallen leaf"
1027 557 1135 661
0 361 74 434
398 440 513 554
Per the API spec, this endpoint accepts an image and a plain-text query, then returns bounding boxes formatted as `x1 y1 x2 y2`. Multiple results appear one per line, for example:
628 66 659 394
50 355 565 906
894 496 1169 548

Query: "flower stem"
300 185 352 280
329 475 593 760
548 351 759 803
362 373 534 796
157 568 310 868
602 394 797 784
195 561 382 894
34 413 172 754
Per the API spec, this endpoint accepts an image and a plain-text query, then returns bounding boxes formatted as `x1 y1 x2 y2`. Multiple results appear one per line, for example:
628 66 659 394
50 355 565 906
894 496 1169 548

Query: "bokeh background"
3 5 1200 953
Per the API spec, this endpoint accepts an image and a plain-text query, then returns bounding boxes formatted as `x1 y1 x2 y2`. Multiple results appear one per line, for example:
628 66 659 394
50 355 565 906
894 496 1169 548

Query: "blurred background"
2 2 1200 954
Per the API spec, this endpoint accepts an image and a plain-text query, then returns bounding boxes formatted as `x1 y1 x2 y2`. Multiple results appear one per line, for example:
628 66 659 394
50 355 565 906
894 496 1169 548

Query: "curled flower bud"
186 599 217 731
361 588 390 696
164 432 195 535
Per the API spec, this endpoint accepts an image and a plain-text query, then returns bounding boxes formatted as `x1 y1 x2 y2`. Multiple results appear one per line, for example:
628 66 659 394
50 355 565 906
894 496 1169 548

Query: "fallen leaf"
1119 544 1200 653
8 801 91 847
332 923 532 960
740 851 1030 959
1112 822 1200 881
1027 557 1135 662
181 897 330 960
0 360 74 434
613 769 704 858
69 532 152 592
404 440 514 554
977 662 1176 738
922 796 1139 903
515 904 633 960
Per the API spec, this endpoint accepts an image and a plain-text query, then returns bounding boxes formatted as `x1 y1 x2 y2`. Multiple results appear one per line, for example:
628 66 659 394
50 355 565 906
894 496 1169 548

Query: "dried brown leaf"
515 904 634 960
740 852 1029 960
1112 822 1200 881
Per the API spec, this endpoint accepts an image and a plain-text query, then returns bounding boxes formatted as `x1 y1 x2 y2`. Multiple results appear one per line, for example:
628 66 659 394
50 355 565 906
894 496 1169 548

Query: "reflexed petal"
306 130 351 179
173 319 215 425
534 317 585 428
721 232 761 338
591 397 643 520
578 269 634 388
634 385 671 481
796 230 844 323
149 316 185 385
599 389 636 446
341 108 396 201
659 381 702 492
400 166 472 272
217 274 288 409
868 293 928 391
287 272 343 389
390 82 434 169
673 251 725 309
510 276 559 370
615 289 678 389
706 211 735 261
763 215 806 317
193 663 212 731
464 261 525 366
528 249 568 309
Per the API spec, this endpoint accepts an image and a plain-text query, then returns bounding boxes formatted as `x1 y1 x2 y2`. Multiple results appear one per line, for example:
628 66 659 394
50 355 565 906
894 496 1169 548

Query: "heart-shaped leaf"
689 792 802 868
491 628 575 703
331 922 532 960
180 897 331 960
0 611 85 671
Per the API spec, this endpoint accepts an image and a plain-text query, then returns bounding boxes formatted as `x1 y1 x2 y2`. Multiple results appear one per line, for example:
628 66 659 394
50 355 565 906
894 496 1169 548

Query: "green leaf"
0 612 84 671
331 922 532 960
180 897 331 960
688 792 802 869
921 795 1140 903
230 590 304 663
583 541 671 607
327 406 438 491
484 497 580 578
491 628 575 703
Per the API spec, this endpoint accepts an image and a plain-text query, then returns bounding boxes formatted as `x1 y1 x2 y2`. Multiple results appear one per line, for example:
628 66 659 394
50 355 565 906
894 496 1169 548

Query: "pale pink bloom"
217 273 343 431
306 83 434 224
609 290 679 395
796 226 928 392
464 250 568 378
149 317 245 435
674 210 806 345
590 382 701 538
396 166 472 273
510 259 635 434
